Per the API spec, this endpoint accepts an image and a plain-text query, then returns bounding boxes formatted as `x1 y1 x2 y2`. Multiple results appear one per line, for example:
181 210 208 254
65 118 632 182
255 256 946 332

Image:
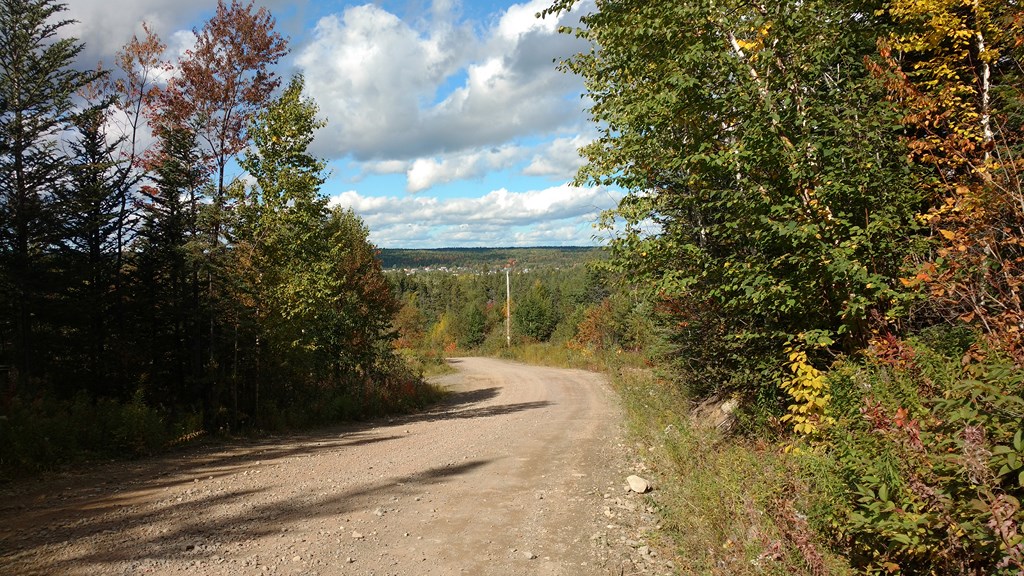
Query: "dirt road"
1 358 668 575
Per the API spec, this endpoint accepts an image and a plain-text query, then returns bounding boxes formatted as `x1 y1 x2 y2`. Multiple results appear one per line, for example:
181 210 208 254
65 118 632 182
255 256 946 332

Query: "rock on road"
1 357 668 575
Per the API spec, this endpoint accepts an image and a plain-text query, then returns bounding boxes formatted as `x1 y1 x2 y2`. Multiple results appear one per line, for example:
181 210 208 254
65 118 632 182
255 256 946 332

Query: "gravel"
0 357 671 575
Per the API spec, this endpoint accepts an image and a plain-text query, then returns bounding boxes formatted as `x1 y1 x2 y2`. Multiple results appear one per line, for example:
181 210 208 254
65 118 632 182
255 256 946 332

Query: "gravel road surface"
1 357 669 575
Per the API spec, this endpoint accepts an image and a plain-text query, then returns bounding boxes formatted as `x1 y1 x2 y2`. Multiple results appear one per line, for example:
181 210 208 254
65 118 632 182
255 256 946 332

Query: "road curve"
1 357 662 575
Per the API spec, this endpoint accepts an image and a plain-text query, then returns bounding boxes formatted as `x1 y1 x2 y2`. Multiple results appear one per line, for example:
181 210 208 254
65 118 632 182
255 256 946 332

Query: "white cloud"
523 134 590 179
298 1 589 165
494 0 562 41
167 29 198 59
64 0 301 66
407 146 524 192
329 183 621 247
362 160 409 175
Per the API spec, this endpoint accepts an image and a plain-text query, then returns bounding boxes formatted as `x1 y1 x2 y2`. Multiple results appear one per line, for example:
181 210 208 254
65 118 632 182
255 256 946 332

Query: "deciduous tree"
547 0 925 394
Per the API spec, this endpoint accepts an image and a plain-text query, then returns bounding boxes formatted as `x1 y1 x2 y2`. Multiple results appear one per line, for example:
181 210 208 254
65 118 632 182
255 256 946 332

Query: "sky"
61 0 621 249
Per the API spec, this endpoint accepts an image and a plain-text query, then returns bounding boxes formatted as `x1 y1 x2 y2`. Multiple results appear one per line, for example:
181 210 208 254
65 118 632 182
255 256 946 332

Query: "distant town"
378 247 604 273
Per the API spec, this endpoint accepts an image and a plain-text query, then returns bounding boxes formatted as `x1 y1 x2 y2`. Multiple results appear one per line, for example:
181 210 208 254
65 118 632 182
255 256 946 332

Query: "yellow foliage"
779 343 834 442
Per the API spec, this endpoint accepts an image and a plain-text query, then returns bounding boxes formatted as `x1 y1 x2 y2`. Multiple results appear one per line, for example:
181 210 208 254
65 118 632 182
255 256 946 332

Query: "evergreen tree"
134 123 205 409
515 280 558 341
0 0 97 387
54 102 124 394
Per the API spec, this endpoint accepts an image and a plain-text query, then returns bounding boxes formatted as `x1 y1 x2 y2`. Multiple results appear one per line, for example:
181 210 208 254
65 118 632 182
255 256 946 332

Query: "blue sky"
64 0 621 248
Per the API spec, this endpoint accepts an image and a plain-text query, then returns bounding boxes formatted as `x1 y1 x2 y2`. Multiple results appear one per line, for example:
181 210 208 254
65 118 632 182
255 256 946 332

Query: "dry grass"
611 367 851 576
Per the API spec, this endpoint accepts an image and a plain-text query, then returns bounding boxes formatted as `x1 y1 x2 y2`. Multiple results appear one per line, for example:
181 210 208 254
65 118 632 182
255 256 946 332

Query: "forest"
534 0 1024 573
0 0 433 472
379 246 601 272
3 0 1024 572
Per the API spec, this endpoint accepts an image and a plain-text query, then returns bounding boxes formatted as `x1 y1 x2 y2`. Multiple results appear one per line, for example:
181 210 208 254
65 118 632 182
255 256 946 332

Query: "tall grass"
1 357 445 481
610 366 852 575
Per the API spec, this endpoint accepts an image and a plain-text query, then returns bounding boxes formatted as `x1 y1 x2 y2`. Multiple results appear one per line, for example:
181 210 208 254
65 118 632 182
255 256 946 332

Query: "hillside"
378 246 603 271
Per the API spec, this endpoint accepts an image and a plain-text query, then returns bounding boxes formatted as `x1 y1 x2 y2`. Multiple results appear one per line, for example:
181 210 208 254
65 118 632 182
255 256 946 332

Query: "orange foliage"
875 1 1024 363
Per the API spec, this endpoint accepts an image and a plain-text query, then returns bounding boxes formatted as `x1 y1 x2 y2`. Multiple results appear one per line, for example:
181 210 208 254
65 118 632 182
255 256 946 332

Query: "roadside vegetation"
0 0 438 479
397 0 1024 573
546 0 1022 573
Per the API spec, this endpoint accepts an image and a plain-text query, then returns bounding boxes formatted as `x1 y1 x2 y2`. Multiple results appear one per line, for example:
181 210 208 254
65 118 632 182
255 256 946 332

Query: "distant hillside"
378 246 604 271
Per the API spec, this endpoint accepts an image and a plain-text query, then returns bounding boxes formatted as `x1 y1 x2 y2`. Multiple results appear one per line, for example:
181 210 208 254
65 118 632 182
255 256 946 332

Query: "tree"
457 304 487 348
233 75 327 423
148 0 288 412
54 102 124 393
134 122 206 409
546 0 926 394
0 0 98 386
321 207 400 376
878 0 1024 360
159 0 288 243
515 280 557 341
393 293 426 349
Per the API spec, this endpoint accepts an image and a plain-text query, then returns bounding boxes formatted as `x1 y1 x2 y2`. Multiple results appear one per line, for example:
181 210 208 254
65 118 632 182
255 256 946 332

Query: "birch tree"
546 0 924 394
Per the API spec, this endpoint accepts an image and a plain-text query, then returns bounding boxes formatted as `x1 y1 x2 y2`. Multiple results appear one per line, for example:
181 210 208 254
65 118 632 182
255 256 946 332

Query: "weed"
612 366 851 575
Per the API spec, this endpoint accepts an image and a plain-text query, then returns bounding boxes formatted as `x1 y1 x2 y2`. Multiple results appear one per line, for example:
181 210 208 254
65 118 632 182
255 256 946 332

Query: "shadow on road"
0 367 556 575
7 459 493 573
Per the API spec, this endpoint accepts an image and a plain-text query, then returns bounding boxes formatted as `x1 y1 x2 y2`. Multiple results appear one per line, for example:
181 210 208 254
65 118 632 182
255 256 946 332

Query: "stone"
626 475 651 493
523 551 537 560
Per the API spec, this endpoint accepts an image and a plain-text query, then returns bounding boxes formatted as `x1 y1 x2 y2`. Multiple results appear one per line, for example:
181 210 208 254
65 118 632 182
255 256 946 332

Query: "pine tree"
0 0 97 387
53 102 124 393
135 123 205 409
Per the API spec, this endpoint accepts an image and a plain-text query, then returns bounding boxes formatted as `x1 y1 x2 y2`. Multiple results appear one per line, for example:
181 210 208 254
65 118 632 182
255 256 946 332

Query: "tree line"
544 0 1024 572
388 263 652 365
0 0 421 470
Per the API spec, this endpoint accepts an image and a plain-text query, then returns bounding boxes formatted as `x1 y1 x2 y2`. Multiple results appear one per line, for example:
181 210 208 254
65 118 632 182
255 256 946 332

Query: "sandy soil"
0 357 671 575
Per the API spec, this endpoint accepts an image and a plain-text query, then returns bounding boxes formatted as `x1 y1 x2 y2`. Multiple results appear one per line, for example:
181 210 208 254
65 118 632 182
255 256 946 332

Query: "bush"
613 367 848 575
0 389 200 479
812 333 1024 574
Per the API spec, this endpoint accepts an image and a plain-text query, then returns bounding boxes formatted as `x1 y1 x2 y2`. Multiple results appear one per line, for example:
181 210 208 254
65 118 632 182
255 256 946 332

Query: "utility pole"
505 267 511 347
505 259 515 347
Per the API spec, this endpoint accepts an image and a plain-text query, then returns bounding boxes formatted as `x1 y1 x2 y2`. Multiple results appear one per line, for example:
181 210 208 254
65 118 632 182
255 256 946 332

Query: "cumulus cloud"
59 0 608 245
407 146 524 192
64 0 302 66
523 134 591 179
298 0 589 164
330 183 621 247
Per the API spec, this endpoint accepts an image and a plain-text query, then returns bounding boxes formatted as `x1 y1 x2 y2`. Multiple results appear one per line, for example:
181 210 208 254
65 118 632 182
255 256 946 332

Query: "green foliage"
515 280 558 341
537 1 1024 574
456 304 487 348
551 0 926 398
814 336 1024 574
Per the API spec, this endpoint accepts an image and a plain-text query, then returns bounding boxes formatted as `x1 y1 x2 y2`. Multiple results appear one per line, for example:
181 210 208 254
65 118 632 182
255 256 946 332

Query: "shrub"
815 334 1024 574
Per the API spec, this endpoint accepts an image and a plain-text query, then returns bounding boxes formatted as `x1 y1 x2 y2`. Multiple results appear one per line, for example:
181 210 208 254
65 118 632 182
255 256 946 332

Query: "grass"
485 340 650 373
596 362 851 575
